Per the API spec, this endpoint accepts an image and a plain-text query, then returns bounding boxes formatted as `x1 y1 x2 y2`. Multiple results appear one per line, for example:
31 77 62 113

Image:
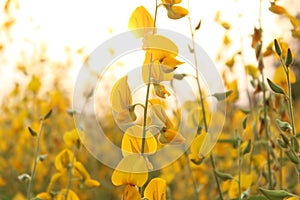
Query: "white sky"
0 0 298 104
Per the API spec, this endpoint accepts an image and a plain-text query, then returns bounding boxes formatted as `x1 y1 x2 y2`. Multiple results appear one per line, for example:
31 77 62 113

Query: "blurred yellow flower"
228 174 252 199
273 66 296 92
36 192 52 200
63 129 84 149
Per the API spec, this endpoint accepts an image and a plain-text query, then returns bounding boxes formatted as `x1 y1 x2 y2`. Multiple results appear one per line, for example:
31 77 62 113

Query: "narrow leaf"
212 90 233 101
28 127 37 137
242 140 252 155
259 187 300 200
267 78 286 95
274 39 282 56
215 170 234 181
285 48 293 66
242 116 248 130
43 109 53 120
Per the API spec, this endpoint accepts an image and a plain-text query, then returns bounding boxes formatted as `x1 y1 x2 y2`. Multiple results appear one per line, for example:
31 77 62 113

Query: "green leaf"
215 170 234 181
248 196 268 200
291 136 299 152
242 116 248 130
242 140 252 155
277 138 287 148
285 150 299 164
259 187 300 200
211 90 233 101
285 48 293 66
43 109 53 120
173 73 186 80
280 133 290 146
274 39 282 56
276 119 292 132
267 78 286 95
28 127 37 137
240 108 250 114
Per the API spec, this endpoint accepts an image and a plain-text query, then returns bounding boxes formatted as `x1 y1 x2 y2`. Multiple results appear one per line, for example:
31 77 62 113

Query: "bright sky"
0 0 298 103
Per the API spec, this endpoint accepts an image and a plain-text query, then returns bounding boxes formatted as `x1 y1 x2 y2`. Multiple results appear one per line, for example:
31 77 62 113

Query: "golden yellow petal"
144 178 167 200
167 6 189 20
110 76 132 112
111 154 148 187
128 6 154 38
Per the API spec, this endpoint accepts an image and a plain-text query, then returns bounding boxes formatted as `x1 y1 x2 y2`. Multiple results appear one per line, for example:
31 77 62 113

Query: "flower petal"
111 154 148 187
144 178 167 200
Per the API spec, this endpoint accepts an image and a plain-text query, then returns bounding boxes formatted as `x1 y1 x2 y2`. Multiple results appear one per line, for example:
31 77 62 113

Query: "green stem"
26 120 44 200
210 153 224 200
141 0 158 155
187 1 222 199
286 68 296 137
65 147 76 200
279 147 283 189
184 152 199 200
258 0 273 189
237 130 241 200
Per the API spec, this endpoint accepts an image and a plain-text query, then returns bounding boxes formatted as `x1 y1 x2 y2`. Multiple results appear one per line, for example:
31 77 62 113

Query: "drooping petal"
111 154 148 187
144 178 167 200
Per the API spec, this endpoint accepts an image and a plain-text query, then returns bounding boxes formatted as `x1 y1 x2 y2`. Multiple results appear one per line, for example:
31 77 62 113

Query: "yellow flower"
84 179 100 188
110 76 132 112
122 185 140 200
269 2 287 15
245 64 260 79
142 34 183 83
158 128 185 144
63 129 84 149
36 192 52 200
273 66 296 92
111 154 148 187
190 132 210 163
73 161 91 180
144 178 167 200
55 149 74 172
121 125 157 156
128 6 154 38
56 189 79 200
166 6 189 20
228 174 252 199
27 75 41 93
161 0 182 5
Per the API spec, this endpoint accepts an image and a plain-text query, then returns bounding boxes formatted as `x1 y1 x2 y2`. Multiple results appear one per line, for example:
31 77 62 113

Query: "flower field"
0 0 300 199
